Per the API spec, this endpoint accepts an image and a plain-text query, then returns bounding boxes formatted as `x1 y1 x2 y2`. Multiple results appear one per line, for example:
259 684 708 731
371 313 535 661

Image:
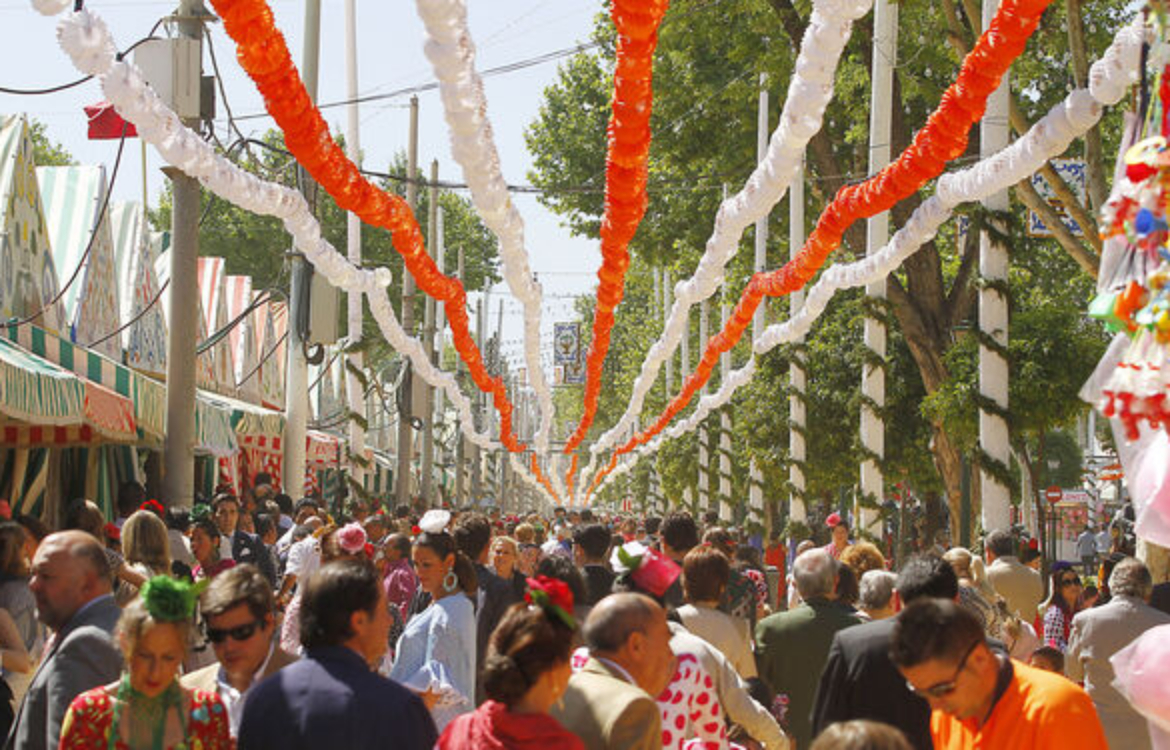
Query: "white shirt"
286 536 320 591
593 656 638 686
215 641 276 737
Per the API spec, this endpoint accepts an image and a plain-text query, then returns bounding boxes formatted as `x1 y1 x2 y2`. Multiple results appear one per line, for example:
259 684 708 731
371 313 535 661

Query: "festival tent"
154 244 217 391
109 201 167 377
0 115 64 335
37 165 121 361
260 299 286 410
197 257 236 397
224 275 261 404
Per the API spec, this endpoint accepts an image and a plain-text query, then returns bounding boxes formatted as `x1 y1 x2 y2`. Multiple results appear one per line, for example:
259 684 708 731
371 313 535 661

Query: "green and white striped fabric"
0 337 84 424
110 202 167 376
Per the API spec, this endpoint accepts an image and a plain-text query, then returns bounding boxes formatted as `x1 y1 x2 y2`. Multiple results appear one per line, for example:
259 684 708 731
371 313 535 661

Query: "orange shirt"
931 660 1108 750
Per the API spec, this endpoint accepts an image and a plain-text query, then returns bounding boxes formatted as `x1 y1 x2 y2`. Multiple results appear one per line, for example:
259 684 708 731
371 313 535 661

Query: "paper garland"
49 6 501 454
563 0 671 453
593 0 1056 480
206 0 525 452
415 0 555 453
590 0 874 461
587 16 1145 499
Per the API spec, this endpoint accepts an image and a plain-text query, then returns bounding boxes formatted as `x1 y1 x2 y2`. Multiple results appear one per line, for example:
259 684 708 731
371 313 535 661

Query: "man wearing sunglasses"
182 564 297 737
891 599 1107 749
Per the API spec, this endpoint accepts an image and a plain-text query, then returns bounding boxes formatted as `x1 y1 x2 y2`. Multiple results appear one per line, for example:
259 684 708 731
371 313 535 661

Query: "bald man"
552 593 676 750
7 531 122 750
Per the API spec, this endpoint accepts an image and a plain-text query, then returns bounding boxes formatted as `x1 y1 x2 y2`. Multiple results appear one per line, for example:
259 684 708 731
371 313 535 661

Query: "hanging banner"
1027 159 1087 237
554 322 580 365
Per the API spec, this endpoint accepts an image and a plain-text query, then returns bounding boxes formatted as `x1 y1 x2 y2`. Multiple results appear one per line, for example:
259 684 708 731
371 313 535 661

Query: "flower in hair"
191 503 211 521
140 576 208 623
610 541 680 599
139 499 165 517
418 509 451 535
337 522 368 555
525 576 576 630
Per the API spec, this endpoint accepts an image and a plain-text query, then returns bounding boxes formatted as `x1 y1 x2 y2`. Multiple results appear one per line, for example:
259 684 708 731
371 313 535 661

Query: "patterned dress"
59 685 231 750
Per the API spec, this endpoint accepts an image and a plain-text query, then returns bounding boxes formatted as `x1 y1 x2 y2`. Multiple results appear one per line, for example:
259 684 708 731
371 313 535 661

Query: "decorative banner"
563 0 671 454
586 17 1145 499
205 0 526 451
415 0 556 453
597 0 1059 474
589 0 874 462
1027 158 1087 237
554 322 581 365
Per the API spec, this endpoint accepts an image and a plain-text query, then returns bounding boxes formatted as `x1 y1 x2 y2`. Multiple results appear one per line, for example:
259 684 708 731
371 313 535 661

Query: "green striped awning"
0 337 84 424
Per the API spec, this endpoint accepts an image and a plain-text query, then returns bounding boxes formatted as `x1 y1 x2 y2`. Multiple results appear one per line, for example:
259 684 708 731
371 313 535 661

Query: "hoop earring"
443 570 459 593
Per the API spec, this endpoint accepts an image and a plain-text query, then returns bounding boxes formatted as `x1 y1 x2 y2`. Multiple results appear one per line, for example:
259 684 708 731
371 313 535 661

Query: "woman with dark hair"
1038 564 1081 651
0 522 35 736
389 511 478 732
438 577 584 749
676 545 757 680
534 554 591 628
190 519 235 580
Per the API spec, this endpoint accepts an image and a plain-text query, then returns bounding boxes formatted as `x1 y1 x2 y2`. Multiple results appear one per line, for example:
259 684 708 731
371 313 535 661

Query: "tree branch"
1012 178 1100 277
1065 0 1108 210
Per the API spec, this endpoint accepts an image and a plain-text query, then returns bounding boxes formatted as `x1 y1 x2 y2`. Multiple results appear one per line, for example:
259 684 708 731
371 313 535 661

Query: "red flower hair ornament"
525 576 576 630
139 499 165 517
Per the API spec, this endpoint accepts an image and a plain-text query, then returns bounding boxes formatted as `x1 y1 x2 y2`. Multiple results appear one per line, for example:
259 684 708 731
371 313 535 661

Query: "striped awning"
0 337 136 443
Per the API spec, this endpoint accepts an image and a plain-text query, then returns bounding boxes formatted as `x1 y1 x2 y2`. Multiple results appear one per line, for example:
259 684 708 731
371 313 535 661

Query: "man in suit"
553 593 674 750
213 492 277 586
811 555 959 750
755 548 862 749
574 523 615 606
984 528 1043 620
7 531 122 750
238 559 436 749
454 513 520 702
1066 557 1170 750
181 564 297 738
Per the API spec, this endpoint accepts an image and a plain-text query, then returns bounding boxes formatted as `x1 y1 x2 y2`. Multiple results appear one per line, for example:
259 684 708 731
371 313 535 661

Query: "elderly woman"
943 547 1001 635
439 578 583 749
59 576 231 748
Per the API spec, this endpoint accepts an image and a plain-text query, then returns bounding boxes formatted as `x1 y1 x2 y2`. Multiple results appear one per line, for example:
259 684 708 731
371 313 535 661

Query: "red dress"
59 685 232 750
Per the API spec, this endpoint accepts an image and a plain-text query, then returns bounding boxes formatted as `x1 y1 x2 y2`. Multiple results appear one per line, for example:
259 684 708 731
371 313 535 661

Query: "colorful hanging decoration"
564 0 671 453
206 0 525 451
530 453 561 507
590 0 1056 479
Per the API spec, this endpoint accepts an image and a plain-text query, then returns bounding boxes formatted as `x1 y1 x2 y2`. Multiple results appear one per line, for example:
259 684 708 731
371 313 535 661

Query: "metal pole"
698 297 710 514
433 206 446 501
719 301 732 523
861 0 896 537
395 95 419 509
750 73 769 532
789 157 808 529
422 160 438 504
471 297 483 501
454 242 465 507
162 0 205 508
980 0 1012 535
281 0 322 499
343 0 365 493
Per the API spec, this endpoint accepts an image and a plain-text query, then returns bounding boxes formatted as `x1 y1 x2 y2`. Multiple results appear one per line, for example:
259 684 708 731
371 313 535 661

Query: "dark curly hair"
482 601 576 706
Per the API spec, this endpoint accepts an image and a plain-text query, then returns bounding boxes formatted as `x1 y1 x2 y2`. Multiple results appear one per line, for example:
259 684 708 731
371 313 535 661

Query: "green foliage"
29 120 74 167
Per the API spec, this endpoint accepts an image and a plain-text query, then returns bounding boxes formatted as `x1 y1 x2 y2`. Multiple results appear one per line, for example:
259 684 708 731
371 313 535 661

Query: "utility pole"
162 0 205 508
433 205 446 502
471 296 483 501
860 0 896 537
281 0 321 498
663 270 672 396
343 0 365 494
719 301 732 523
395 96 419 509
454 242 465 507
749 73 769 533
698 297 710 514
421 160 438 504
980 0 1012 535
789 157 808 534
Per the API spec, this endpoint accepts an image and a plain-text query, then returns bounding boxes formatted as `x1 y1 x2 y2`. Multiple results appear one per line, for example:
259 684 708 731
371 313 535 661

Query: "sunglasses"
906 640 980 699
1060 576 1082 587
206 619 264 644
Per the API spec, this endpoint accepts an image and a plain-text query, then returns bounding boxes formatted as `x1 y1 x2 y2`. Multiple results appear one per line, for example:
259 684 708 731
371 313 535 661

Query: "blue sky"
0 0 603 380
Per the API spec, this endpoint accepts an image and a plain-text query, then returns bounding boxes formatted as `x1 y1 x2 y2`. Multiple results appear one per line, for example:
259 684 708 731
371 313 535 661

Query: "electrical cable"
195 290 271 354
84 277 169 349
235 329 287 387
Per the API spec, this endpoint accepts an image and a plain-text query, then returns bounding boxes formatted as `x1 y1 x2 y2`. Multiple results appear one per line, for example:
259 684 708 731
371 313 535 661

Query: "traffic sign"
1045 486 1063 504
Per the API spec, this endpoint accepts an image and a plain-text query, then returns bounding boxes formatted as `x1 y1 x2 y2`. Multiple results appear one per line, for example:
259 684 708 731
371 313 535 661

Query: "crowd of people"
0 477 1165 749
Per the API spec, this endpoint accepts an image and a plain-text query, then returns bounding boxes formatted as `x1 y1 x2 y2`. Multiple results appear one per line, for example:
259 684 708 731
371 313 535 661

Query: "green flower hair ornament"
191 503 211 521
140 576 209 623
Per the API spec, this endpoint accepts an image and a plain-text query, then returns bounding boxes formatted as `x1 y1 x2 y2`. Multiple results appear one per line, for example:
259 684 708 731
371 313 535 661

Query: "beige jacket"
987 555 1043 620
676 603 757 680
551 657 662 750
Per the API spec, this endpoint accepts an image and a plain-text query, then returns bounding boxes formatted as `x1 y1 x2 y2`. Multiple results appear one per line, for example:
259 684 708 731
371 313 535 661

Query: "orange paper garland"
585 0 1052 499
208 0 526 451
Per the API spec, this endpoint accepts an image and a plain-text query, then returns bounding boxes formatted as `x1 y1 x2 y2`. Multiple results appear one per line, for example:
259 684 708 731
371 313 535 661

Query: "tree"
29 120 75 167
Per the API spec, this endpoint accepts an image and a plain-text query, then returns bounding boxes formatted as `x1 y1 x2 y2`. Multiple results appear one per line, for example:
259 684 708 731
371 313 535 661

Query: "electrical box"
308 265 340 345
133 38 202 120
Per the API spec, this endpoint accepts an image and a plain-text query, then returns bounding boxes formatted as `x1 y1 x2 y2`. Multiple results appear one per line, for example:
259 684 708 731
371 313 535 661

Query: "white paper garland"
590 0 874 459
415 0 555 454
50 5 499 451
590 17 1146 498
509 454 558 508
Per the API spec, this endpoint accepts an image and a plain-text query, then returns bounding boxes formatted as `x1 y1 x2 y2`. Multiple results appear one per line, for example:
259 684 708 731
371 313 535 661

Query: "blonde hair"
944 547 996 599
116 595 191 658
493 536 519 554
514 524 535 544
122 510 171 573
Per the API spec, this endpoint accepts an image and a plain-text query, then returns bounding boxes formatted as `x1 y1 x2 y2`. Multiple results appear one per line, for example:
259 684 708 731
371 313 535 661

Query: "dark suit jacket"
6 594 122 750
473 564 520 702
582 565 616 606
755 597 862 750
237 646 436 750
231 531 276 587
1150 581 1170 616
811 617 931 750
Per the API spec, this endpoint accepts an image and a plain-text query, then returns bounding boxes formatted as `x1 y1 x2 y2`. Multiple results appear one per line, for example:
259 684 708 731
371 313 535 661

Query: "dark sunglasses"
1060 576 1082 587
206 619 264 644
905 640 980 699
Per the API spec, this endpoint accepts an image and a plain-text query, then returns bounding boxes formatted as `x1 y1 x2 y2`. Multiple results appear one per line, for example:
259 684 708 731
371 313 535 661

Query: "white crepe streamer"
590 0 873 458
33 0 69 16
509 454 557 508
51 6 499 451
591 16 1146 498
416 0 555 454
